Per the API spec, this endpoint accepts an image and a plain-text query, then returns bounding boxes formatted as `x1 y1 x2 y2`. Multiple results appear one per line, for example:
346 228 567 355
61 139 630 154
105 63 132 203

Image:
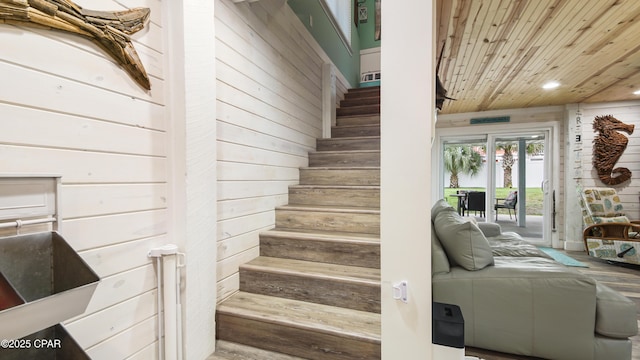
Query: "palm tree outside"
496 141 544 188
443 145 484 188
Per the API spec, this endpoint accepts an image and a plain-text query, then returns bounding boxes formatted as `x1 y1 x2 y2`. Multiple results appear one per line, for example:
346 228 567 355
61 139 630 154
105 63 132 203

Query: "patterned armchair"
579 187 640 265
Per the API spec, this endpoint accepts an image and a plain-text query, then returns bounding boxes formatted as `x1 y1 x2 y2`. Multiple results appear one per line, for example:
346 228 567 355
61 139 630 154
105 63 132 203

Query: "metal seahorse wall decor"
592 115 635 185
0 0 151 90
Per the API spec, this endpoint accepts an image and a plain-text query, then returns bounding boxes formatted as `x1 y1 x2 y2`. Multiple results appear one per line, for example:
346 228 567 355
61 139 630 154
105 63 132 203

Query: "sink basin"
0 232 99 340
0 271 24 311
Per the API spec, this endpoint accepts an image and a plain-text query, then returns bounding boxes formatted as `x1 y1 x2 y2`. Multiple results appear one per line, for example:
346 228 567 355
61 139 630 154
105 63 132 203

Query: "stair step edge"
332 123 381 128
217 292 381 342
310 150 380 155
289 185 380 190
276 204 380 214
261 230 380 244
336 113 380 117
241 257 380 283
347 86 379 91
319 136 380 141
300 166 380 170
210 340 307 360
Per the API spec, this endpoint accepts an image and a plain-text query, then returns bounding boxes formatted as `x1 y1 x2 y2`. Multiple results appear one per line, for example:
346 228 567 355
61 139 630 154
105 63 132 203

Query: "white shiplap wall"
0 0 165 358
215 0 350 301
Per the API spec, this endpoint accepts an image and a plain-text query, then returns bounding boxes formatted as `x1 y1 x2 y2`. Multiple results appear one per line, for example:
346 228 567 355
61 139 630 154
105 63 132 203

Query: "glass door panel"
490 133 547 245
442 138 487 218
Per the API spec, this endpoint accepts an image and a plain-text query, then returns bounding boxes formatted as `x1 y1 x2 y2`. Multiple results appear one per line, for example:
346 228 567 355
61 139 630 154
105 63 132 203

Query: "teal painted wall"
288 0 361 88
356 0 381 50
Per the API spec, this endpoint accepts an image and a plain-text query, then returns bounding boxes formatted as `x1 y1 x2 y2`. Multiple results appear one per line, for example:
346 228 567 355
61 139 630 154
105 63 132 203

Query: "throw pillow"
431 198 456 222
431 225 450 275
434 210 494 271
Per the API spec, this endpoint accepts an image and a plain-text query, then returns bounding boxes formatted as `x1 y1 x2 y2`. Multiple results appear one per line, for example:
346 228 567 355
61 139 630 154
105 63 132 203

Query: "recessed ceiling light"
634 90 640 95
542 81 560 90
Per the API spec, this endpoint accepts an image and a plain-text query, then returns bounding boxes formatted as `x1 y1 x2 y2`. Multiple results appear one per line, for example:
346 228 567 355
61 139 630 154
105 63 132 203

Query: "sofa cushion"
432 257 598 360
476 222 501 237
487 233 552 259
431 198 456 222
431 225 450 275
595 282 638 338
434 210 494 271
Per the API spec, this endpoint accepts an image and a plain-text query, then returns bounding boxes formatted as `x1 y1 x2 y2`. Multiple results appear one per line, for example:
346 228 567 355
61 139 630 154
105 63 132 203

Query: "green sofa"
431 199 637 360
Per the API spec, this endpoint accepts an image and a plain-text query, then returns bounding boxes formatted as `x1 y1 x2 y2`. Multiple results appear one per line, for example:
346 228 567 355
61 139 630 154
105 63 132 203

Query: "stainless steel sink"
0 232 99 340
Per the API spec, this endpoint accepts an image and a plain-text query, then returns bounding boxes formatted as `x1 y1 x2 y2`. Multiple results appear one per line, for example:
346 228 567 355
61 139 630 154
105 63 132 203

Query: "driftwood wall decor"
592 114 635 185
0 0 151 90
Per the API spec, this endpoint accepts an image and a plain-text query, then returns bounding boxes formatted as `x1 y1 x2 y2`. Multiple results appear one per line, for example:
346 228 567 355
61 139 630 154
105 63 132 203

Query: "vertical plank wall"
215 0 351 301
0 0 166 358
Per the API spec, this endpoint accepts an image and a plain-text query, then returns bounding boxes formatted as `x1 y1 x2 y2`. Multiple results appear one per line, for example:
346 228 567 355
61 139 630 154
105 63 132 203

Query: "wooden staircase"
213 86 381 360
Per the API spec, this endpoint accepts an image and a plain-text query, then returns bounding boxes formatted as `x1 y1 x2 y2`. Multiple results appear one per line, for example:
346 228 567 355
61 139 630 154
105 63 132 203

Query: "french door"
436 122 558 247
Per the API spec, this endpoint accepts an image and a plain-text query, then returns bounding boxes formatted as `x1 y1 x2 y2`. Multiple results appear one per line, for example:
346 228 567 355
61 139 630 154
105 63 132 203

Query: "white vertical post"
149 244 181 360
518 138 526 227
165 0 217 358
163 252 178 360
380 0 434 358
322 63 336 139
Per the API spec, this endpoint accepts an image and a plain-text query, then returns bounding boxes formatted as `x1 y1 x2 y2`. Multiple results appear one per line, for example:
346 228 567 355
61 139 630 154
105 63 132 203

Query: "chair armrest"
584 223 640 240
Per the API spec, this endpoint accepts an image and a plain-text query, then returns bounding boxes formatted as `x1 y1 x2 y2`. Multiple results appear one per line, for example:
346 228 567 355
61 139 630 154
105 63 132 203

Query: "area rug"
538 247 588 268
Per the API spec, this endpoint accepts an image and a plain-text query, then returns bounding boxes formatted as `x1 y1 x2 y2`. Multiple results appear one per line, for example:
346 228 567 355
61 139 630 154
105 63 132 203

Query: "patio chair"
579 187 640 265
456 190 468 216
494 191 517 221
465 191 486 217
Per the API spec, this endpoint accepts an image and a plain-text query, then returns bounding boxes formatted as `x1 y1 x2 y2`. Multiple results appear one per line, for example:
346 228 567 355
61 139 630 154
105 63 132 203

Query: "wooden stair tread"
340 98 381 107
262 228 380 243
332 123 380 129
276 204 380 214
342 94 380 99
217 292 381 342
336 114 380 119
318 135 380 141
336 115 380 122
243 256 380 283
343 88 380 99
346 86 379 91
300 166 380 170
298 167 380 186
336 107 379 116
337 104 379 109
309 149 380 155
209 341 307 360
289 184 380 190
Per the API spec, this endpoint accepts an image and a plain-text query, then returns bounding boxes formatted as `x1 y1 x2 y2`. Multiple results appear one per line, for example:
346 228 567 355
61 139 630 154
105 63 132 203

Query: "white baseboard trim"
564 240 585 251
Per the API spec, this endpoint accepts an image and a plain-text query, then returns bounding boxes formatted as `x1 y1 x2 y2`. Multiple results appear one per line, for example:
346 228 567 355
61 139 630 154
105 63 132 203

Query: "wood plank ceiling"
436 0 640 114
